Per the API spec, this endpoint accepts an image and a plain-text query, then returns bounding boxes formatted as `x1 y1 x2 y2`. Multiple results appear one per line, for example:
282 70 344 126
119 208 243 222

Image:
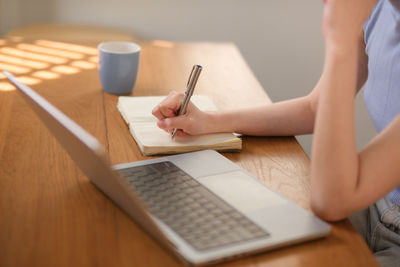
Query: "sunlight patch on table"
0 82 15 91
32 71 60 80
0 54 48 69
0 40 101 88
35 40 98 55
0 47 67 64
151 40 175 48
17 76 41 85
51 65 80 75
0 62 31 74
89 56 98 63
70 60 96 70
17 43 84 60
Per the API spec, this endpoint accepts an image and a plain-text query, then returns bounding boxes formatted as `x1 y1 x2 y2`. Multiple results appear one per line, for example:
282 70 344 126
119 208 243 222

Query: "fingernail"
158 120 166 128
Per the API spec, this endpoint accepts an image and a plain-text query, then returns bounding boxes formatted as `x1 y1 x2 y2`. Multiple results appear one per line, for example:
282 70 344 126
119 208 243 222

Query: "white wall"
0 0 21 35
0 0 376 155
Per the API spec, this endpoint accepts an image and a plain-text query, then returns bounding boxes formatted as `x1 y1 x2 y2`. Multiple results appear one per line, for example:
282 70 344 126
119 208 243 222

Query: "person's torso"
364 0 400 132
364 0 400 205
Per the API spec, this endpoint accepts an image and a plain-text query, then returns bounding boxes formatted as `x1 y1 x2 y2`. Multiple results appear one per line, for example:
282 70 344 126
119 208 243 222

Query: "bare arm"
310 0 400 221
152 27 369 138
205 95 317 136
153 87 320 137
212 44 368 137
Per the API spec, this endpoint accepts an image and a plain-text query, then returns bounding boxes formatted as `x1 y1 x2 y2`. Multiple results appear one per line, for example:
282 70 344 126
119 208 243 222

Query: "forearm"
310 44 360 220
205 94 317 136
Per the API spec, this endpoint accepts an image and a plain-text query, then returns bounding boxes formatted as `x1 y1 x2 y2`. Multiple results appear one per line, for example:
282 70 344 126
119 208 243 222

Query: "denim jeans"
349 197 400 267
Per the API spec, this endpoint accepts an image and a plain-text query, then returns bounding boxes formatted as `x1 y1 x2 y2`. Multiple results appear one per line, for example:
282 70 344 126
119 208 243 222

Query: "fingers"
157 114 193 134
153 91 204 136
152 91 184 120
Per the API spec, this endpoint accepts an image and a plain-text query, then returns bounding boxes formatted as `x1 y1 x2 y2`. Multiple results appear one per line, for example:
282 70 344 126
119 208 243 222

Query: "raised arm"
309 0 400 221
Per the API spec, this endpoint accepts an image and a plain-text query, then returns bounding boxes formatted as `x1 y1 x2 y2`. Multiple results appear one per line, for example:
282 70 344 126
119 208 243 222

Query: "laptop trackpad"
198 171 287 214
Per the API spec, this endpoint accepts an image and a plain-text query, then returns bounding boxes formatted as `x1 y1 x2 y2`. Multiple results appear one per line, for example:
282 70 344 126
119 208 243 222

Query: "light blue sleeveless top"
364 0 400 205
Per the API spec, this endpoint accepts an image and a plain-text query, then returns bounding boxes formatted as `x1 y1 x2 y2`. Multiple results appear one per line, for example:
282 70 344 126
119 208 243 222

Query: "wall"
0 0 20 35
0 0 376 155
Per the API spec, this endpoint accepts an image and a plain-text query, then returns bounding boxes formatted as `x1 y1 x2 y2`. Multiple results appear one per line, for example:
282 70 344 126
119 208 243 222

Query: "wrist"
324 41 359 71
325 31 363 57
325 41 358 56
204 110 231 134
203 111 219 134
321 39 360 96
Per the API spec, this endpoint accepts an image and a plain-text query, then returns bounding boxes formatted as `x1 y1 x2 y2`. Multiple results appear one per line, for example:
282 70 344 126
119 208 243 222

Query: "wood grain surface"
0 39 378 267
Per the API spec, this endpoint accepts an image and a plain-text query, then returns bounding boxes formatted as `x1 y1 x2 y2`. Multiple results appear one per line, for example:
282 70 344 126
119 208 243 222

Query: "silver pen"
171 64 202 139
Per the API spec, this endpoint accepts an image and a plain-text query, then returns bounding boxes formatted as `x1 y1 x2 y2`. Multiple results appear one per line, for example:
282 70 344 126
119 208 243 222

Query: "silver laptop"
5 70 330 266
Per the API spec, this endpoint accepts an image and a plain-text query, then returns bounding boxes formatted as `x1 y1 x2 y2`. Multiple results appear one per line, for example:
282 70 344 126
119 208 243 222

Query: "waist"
388 188 400 206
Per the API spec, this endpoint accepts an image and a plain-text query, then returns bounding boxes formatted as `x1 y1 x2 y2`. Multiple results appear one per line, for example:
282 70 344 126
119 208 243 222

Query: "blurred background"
0 0 376 156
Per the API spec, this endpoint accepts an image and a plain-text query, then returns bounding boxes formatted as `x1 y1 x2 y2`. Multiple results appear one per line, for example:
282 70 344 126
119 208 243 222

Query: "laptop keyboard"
117 161 269 251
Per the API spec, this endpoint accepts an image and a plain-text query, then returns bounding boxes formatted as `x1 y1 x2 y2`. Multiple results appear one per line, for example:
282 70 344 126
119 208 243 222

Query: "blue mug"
98 41 140 95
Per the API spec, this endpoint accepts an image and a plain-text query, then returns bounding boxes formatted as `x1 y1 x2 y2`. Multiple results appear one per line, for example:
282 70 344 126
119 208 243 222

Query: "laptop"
4 70 330 266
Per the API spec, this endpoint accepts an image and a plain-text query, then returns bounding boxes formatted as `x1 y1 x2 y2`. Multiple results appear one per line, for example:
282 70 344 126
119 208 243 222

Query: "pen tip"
171 129 177 139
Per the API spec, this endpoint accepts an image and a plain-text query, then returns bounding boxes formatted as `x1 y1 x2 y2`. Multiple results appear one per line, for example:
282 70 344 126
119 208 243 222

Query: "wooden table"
0 39 378 267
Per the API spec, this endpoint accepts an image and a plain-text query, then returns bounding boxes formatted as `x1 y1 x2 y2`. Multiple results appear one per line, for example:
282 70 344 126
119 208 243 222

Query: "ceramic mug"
98 41 140 95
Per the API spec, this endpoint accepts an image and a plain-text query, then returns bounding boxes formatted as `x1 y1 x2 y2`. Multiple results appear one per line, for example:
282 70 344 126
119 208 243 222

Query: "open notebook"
117 95 242 156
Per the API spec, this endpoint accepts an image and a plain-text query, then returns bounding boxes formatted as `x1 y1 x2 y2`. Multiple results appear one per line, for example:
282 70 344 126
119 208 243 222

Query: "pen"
171 64 202 139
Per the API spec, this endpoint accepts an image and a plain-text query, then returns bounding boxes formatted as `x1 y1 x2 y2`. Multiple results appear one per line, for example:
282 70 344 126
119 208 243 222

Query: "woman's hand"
152 91 212 137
